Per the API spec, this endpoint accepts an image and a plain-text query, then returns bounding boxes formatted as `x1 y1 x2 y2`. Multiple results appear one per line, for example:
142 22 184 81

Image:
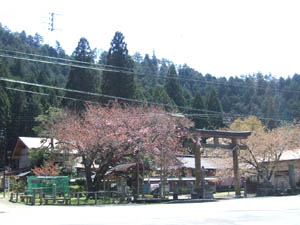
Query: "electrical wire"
1 85 98 104
0 77 290 123
1 49 299 94
0 49 133 72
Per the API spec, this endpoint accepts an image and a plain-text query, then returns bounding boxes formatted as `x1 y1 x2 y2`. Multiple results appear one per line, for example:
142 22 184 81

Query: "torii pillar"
192 129 251 198
232 138 241 197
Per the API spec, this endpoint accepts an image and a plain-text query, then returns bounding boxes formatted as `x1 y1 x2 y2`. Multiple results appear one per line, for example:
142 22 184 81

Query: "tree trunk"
84 163 94 192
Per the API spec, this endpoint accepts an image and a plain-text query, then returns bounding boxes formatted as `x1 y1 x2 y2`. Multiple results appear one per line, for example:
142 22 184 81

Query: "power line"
1 85 97 104
0 77 291 123
0 77 221 115
0 86 227 122
0 49 133 72
1 49 299 94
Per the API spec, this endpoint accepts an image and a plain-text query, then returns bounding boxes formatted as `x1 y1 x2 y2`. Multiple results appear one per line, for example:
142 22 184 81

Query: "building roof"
279 149 300 161
144 177 217 182
105 163 151 176
177 155 221 169
19 137 57 149
12 137 58 159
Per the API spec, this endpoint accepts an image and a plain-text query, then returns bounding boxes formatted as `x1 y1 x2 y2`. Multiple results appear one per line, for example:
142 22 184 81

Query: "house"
245 149 300 193
268 149 300 190
11 137 79 174
144 155 221 194
12 137 55 173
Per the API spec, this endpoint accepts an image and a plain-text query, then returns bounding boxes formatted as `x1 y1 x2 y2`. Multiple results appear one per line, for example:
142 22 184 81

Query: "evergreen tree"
206 89 224 129
63 37 100 113
140 54 157 88
191 91 209 129
164 64 186 108
159 60 169 84
265 95 279 130
8 85 28 140
0 88 10 129
24 95 43 136
101 32 136 103
151 86 175 108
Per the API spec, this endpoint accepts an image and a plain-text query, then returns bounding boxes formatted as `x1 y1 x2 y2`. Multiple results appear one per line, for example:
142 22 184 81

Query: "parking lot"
1 195 300 225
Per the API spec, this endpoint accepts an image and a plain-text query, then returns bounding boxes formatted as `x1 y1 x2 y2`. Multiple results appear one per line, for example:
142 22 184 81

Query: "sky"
0 0 300 78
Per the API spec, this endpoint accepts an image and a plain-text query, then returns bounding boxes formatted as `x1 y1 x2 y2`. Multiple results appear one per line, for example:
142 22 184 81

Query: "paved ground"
1 195 300 225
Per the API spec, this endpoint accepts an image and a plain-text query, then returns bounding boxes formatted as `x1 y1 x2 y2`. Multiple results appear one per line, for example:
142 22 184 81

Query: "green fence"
27 176 70 195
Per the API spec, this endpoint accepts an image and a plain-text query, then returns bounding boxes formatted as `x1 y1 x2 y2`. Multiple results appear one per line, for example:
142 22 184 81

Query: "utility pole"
0 128 6 197
49 13 55 31
48 12 62 32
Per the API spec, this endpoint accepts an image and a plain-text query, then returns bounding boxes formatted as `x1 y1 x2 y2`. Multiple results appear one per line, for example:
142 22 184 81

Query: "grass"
9 194 125 205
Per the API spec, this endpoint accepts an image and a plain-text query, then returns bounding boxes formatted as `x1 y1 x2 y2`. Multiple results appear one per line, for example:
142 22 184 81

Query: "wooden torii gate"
192 129 251 197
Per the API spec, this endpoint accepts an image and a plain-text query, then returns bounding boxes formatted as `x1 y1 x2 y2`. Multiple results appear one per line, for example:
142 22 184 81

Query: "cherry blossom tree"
50 102 192 192
230 117 300 183
31 160 61 176
210 118 300 189
240 126 300 183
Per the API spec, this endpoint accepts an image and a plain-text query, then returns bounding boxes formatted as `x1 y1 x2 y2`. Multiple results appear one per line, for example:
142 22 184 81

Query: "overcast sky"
0 0 300 78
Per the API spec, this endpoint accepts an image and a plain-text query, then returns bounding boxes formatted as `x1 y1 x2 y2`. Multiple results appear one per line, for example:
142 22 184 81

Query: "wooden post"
39 189 43 205
16 192 19 203
136 152 140 199
194 141 201 189
94 192 97 205
77 192 80 205
10 192 13 202
142 160 145 198
232 138 241 197
194 140 205 198
32 189 36 205
243 178 247 198
289 164 296 192
53 184 56 204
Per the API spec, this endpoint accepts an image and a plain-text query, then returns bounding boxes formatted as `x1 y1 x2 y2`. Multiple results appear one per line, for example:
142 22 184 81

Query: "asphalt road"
1 195 300 225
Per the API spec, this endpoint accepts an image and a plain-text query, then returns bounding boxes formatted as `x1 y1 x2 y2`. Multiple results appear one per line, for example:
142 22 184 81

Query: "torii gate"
192 129 251 197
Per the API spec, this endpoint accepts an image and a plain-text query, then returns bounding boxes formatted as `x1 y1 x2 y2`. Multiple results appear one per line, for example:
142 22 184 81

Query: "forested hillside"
1 23 300 167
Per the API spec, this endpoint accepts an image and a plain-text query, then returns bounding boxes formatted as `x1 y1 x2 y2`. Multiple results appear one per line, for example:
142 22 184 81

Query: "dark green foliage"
206 89 224 129
101 32 136 103
33 107 63 137
24 95 43 136
0 25 70 167
191 92 209 129
151 85 175 109
140 54 158 90
0 87 10 128
28 147 50 168
63 37 100 113
164 64 186 108
2 23 300 169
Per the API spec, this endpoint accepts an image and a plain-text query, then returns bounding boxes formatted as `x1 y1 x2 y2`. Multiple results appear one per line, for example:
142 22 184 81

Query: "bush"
70 185 84 193
70 179 86 193
10 179 26 193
